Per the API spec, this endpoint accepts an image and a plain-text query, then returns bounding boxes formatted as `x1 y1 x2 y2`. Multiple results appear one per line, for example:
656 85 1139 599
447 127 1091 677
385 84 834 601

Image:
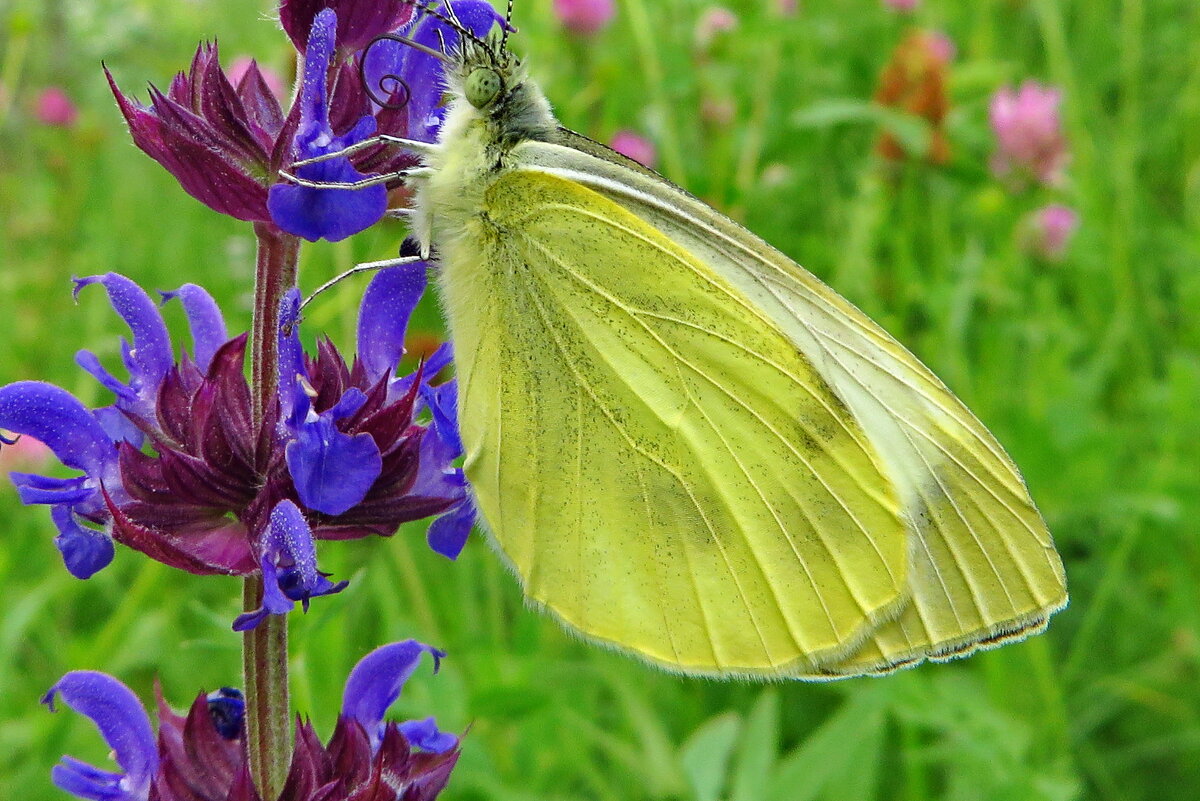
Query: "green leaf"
681 712 743 801
729 689 781 801
765 686 888 801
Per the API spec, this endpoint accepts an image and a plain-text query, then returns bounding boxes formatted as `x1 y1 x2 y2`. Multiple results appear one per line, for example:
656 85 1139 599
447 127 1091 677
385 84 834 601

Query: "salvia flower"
989 81 1069 187
44 640 459 801
106 2 499 241
0 266 471 628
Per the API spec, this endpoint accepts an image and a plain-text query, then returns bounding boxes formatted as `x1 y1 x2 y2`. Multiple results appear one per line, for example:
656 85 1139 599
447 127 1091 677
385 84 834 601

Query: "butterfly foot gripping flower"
43 641 459 801
0 266 472 629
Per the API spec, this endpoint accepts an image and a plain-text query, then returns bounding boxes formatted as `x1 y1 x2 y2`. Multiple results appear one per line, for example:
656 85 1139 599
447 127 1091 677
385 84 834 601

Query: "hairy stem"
244 222 300 800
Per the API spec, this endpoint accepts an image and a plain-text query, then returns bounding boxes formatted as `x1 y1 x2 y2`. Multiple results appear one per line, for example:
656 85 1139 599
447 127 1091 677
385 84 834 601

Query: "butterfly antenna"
359 31 452 108
500 0 516 51
403 0 493 53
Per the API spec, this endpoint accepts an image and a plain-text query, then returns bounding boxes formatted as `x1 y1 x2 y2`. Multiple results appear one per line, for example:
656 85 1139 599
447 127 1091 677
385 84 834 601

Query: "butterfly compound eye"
465 68 503 109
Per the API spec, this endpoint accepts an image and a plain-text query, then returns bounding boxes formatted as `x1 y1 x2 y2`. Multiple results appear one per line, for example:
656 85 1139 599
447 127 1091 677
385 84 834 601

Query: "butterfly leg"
277 167 435 192
289 135 441 169
301 253 426 311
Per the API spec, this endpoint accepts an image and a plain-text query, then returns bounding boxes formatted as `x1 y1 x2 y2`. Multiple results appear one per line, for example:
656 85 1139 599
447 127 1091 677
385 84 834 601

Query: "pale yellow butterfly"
305 2 1067 679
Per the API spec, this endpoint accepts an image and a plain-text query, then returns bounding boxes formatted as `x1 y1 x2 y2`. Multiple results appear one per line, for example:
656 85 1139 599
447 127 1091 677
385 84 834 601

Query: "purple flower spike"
233 500 348 631
357 261 429 381
269 9 388 242
159 284 229 373
43 671 158 801
341 640 452 754
280 0 417 53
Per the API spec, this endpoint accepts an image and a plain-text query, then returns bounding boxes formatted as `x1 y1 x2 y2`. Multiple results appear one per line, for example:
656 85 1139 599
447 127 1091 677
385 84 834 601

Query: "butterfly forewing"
511 136 1067 675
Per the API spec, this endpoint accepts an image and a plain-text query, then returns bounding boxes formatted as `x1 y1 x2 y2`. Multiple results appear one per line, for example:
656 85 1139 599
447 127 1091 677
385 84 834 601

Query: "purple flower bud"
106 43 281 222
990 81 1069 188
279 0 416 53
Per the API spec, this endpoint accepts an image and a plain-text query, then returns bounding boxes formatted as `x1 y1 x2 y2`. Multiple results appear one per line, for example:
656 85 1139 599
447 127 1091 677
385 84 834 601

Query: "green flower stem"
244 221 300 800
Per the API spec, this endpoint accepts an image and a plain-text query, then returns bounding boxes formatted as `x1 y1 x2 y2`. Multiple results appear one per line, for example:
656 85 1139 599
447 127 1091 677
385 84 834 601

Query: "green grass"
2 0 1199 799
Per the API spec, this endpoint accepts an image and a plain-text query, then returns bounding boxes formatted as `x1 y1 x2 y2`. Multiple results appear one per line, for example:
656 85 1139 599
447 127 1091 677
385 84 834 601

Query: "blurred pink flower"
0 433 53 477
884 0 919 11
927 31 956 64
227 56 286 102
695 7 738 52
775 0 800 16
990 81 1069 187
1025 204 1079 261
34 87 78 128
553 0 615 36
610 130 656 168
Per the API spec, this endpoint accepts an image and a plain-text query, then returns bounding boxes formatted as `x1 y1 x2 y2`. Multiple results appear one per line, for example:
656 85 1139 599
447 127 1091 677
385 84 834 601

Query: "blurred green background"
2 0 1198 799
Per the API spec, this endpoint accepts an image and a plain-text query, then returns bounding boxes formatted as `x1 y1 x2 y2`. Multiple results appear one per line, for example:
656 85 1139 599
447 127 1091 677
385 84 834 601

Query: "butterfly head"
441 23 556 146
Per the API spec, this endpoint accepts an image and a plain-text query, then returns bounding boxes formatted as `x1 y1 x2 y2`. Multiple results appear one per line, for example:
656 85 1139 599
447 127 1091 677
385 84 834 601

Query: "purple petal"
0 381 115 475
427 495 475 560
51 756 125 801
43 671 157 801
390 341 453 399
267 149 388 242
357 260 429 380
280 0 417 52
51 505 115 579
75 351 137 405
269 9 387 241
277 289 308 426
398 716 458 754
419 380 462 454
73 274 173 406
341 640 445 753
11 473 93 505
93 406 145 448
233 501 347 630
159 284 228 372
232 552 295 632
286 414 382 515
